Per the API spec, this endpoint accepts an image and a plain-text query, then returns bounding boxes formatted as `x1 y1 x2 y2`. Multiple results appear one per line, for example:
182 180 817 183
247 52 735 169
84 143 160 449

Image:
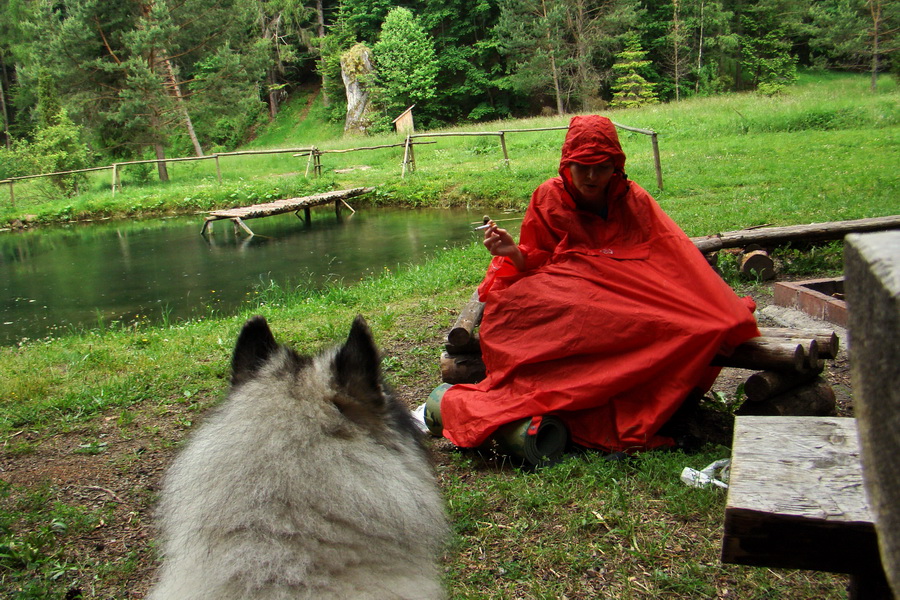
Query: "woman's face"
569 161 615 207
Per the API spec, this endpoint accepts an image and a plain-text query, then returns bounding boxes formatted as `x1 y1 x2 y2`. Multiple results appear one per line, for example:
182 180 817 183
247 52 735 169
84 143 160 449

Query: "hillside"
2 70 898 237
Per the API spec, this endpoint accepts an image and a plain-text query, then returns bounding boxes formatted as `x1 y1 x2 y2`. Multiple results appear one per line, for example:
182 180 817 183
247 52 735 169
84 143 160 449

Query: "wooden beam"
232 217 255 236
692 215 900 253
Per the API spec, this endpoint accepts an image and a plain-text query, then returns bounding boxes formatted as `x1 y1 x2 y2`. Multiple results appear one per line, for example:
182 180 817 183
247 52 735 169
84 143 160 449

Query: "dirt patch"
0 279 853 598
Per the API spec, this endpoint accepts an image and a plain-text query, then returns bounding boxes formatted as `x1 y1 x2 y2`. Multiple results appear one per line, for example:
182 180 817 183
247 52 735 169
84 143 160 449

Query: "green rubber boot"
424 383 452 436
495 415 569 467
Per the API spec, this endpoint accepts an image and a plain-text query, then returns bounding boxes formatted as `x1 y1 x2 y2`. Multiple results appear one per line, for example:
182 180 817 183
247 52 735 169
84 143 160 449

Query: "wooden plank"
722 416 879 574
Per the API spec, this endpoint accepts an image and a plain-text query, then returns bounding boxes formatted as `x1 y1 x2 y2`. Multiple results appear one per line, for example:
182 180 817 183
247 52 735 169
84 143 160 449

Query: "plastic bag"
680 458 730 489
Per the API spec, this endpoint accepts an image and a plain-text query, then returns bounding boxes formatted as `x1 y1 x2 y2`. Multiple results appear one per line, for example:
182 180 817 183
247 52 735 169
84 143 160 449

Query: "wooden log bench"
441 293 842 418
722 416 891 598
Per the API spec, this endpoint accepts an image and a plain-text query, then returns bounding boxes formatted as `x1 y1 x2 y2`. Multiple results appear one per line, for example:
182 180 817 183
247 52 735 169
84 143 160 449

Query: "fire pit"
773 277 847 327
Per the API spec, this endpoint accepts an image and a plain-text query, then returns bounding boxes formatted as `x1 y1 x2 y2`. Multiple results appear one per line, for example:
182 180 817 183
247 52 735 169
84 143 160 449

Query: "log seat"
441 292 842 418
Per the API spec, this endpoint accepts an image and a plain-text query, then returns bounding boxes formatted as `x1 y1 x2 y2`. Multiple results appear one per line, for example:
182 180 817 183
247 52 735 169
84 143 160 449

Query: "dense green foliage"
0 0 897 179
370 7 439 130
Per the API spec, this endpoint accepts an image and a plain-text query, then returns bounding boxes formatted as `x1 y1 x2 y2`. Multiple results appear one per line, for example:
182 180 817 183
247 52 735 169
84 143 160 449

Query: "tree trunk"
154 142 169 182
340 45 374 134
691 215 900 253
0 61 10 150
737 378 836 417
673 0 681 101
258 7 283 119
447 291 485 348
163 58 203 156
744 370 820 403
696 0 705 94
868 0 881 92
267 68 279 120
316 0 329 107
542 0 565 114
149 105 169 182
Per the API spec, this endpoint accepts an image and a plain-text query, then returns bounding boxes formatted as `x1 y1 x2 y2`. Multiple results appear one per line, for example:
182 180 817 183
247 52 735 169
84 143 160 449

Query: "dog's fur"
148 316 447 600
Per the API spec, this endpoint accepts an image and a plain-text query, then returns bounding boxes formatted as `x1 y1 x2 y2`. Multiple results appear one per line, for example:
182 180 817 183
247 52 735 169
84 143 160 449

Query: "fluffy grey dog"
148 316 447 600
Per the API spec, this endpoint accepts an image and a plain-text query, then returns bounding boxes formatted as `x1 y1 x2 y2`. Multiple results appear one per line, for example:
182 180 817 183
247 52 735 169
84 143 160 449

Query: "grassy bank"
2 70 897 236
0 70 890 598
0 241 849 599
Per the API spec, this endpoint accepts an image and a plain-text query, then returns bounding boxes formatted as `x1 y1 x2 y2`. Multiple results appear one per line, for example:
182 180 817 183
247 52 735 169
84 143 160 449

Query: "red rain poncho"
440 115 759 453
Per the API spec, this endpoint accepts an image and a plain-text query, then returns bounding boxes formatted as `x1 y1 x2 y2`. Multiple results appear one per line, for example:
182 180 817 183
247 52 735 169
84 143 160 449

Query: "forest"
0 0 896 186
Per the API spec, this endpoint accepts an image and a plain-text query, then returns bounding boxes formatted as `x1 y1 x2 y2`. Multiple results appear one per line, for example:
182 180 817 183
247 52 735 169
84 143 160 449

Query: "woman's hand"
483 221 525 271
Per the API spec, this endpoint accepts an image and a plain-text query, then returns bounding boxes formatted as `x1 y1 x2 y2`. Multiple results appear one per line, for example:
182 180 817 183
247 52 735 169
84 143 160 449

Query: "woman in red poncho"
435 115 759 459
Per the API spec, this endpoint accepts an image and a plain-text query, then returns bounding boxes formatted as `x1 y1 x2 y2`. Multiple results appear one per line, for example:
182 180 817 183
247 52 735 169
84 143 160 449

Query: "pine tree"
610 35 660 109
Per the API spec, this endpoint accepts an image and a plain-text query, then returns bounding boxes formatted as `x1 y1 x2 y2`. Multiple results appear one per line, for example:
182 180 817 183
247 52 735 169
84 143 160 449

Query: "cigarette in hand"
474 215 491 230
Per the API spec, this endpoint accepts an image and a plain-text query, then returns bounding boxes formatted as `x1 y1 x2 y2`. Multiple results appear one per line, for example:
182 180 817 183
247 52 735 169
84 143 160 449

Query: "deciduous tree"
371 7 439 128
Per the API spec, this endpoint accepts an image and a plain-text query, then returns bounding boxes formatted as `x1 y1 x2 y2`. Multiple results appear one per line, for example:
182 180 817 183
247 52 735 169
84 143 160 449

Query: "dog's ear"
334 315 383 404
231 316 279 386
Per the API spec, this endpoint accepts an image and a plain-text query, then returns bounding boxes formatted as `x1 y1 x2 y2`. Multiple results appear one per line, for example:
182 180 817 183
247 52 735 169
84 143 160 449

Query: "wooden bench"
722 416 891 598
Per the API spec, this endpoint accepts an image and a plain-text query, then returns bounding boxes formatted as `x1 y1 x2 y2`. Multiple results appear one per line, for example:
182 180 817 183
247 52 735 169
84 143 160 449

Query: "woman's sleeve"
517 183 563 271
477 182 563 299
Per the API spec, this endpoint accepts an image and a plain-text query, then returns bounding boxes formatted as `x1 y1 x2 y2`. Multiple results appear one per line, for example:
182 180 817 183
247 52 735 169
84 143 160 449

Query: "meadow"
2 70 897 236
0 70 897 598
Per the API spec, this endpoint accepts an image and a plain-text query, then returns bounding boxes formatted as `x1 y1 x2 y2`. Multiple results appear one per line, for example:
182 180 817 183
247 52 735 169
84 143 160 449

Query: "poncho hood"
559 115 627 173
559 115 629 206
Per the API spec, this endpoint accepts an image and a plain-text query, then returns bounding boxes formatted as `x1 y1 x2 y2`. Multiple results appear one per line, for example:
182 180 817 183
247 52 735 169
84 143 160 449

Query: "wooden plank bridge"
200 187 374 236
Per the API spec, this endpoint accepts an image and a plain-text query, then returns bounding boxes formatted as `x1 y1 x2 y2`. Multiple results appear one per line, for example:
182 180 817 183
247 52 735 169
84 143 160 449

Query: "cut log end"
740 250 776 281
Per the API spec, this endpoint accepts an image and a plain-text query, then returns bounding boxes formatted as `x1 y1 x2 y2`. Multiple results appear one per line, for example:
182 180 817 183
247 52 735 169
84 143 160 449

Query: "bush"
12 109 94 196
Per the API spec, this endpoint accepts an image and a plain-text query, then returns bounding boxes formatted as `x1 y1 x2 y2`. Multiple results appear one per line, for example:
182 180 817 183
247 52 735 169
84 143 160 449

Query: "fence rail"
1 122 663 208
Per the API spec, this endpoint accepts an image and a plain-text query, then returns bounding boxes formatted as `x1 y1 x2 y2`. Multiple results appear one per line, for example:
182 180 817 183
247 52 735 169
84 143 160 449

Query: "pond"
0 207 522 346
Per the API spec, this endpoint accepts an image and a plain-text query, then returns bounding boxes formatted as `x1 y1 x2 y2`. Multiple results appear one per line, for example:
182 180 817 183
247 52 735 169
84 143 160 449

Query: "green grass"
0 70 891 598
442 450 846 598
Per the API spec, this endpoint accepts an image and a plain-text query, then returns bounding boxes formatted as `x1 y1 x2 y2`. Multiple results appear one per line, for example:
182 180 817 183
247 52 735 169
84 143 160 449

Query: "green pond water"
1 207 521 345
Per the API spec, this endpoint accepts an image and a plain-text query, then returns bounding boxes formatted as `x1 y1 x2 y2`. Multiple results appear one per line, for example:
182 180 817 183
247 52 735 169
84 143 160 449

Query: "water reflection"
0 208 522 345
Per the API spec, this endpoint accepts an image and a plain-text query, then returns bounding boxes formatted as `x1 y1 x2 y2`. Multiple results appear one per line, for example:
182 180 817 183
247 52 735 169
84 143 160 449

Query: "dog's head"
229 315 422 449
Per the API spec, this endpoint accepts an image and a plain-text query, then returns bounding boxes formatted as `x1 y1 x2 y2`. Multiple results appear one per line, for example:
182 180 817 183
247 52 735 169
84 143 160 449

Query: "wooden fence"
398 122 663 189
1 121 663 207
0 148 315 207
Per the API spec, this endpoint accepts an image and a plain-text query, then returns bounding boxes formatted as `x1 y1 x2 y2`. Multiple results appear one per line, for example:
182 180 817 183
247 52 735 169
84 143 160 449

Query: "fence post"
651 132 663 190
305 147 317 178
401 136 412 178
499 132 510 168
3 180 13 207
215 154 222 184
111 164 118 196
